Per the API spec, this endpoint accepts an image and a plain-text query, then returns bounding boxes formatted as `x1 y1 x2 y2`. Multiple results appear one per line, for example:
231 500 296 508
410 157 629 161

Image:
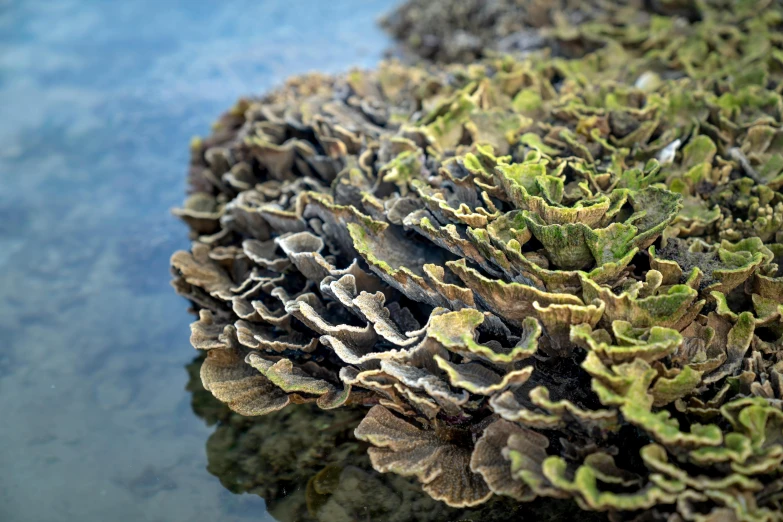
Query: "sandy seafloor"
0 1 397 520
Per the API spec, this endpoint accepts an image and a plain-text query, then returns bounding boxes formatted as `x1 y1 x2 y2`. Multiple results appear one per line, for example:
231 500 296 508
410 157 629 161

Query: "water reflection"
185 355 608 521
186 356 447 521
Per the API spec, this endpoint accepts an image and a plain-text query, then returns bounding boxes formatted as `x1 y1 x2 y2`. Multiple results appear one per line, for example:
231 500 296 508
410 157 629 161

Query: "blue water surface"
0 1 396 520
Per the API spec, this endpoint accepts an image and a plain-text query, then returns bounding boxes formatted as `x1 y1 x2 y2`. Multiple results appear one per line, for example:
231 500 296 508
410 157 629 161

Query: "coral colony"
172 1 783 519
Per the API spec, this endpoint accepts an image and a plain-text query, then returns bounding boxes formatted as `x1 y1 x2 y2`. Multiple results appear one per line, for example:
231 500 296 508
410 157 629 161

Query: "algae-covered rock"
172 2 783 519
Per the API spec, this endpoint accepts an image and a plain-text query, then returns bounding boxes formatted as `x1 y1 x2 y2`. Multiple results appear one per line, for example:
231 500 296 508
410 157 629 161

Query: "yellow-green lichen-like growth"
448 258 584 327
426 308 541 364
570 321 683 364
542 454 679 512
580 271 703 329
583 352 723 449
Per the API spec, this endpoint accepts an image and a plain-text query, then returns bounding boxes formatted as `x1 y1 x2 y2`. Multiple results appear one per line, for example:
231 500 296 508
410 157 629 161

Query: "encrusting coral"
172 1 783 520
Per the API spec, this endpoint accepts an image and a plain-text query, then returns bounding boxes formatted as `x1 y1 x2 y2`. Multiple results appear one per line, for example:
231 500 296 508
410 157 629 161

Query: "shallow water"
0 1 397 520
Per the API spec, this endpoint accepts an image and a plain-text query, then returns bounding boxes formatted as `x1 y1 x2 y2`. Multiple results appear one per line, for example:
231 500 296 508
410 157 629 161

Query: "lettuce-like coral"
171 2 783 519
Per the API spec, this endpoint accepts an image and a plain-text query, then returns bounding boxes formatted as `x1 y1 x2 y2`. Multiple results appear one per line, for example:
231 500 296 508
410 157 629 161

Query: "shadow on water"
185 355 609 522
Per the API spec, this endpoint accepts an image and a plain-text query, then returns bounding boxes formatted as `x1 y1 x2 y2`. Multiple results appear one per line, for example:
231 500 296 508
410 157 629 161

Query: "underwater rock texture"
172 1 783 520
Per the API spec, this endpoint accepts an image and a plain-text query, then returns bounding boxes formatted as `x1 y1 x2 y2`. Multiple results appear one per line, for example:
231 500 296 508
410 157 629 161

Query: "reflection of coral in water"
185 356 593 521
172 1 783 519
